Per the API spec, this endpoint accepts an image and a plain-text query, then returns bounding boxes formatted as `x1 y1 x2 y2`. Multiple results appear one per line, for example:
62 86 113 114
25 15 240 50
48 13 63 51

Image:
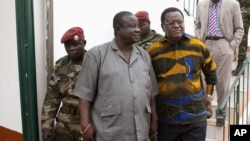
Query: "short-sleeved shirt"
74 39 159 141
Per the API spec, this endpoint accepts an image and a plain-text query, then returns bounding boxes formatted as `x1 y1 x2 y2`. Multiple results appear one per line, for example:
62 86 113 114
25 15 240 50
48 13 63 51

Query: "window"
184 0 198 17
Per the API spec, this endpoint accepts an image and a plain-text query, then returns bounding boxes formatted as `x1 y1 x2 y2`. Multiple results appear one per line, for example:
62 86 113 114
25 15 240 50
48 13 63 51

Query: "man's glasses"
164 20 183 26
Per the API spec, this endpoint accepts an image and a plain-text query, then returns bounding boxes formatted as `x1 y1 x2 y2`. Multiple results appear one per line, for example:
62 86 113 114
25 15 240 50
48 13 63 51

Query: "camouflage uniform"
136 30 163 50
232 2 250 75
238 7 249 60
41 56 82 141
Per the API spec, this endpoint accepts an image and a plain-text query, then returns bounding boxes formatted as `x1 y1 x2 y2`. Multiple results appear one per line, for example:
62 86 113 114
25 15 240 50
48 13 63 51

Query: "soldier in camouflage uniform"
135 11 163 50
232 1 250 75
41 27 87 141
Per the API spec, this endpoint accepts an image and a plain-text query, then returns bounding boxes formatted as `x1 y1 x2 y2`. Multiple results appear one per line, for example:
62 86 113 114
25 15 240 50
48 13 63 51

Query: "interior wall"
34 0 47 140
0 0 22 133
53 0 187 61
0 1 47 140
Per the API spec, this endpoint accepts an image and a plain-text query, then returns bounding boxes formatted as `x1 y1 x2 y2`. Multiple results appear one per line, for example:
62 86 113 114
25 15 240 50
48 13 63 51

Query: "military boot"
232 60 244 76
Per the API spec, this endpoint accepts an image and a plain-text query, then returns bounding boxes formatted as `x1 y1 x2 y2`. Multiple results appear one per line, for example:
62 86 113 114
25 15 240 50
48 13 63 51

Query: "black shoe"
232 61 243 76
232 69 239 76
216 118 225 127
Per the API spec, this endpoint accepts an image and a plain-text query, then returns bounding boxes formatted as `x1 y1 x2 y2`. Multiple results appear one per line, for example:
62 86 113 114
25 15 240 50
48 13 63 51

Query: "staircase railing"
217 56 250 141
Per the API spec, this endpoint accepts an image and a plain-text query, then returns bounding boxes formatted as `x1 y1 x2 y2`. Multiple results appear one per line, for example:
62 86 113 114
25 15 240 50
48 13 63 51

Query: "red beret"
61 27 84 43
135 11 149 22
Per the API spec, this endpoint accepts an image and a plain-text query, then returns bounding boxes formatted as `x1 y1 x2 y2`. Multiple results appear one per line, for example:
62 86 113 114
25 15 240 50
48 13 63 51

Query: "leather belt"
205 36 224 40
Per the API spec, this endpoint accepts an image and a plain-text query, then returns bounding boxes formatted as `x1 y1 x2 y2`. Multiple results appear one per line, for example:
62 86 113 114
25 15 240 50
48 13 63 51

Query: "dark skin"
161 10 212 118
79 13 158 141
115 14 140 62
211 0 220 4
79 14 141 141
64 39 86 65
161 11 185 43
42 39 86 141
138 20 152 39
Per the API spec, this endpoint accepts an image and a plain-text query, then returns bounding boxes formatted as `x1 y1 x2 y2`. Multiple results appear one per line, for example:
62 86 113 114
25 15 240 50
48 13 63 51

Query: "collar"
210 0 221 7
111 38 139 53
160 33 192 43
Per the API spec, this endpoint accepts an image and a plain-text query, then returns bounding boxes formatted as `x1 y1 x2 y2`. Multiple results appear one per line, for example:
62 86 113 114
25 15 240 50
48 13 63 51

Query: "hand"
42 129 53 141
149 115 158 141
150 97 158 136
81 125 95 141
149 131 157 141
204 95 213 119
150 120 157 136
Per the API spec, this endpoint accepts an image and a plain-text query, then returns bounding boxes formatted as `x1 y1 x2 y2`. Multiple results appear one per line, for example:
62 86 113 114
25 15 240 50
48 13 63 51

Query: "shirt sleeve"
41 67 61 129
73 48 99 102
202 45 217 92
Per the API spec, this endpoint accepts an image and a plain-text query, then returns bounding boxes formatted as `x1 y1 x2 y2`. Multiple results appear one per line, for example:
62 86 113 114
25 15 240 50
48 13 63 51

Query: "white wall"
0 0 22 132
0 0 47 136
34 0 47 140
53 0 190 61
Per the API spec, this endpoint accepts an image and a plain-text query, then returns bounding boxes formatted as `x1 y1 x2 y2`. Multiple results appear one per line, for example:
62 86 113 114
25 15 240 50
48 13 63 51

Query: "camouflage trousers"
237 45 247 61
54 120 82 141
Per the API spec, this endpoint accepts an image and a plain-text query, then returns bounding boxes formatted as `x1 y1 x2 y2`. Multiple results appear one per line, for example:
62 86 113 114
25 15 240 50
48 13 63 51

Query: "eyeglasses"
164 20 183 26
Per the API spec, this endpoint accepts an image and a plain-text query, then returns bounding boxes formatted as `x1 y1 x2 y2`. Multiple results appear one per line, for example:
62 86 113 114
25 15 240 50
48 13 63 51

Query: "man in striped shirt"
147 7 217 141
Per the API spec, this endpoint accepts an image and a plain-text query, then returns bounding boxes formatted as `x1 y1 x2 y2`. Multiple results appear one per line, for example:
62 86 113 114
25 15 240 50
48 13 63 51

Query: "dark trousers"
158 120 207 141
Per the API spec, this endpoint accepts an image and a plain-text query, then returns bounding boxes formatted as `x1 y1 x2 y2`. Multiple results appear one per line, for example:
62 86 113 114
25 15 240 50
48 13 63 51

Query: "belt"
205 36 224 40
206 36 225 40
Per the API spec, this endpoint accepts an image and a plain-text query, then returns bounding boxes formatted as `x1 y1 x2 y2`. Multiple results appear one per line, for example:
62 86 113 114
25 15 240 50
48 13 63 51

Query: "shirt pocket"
101 105 122 136
101 105 122 117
